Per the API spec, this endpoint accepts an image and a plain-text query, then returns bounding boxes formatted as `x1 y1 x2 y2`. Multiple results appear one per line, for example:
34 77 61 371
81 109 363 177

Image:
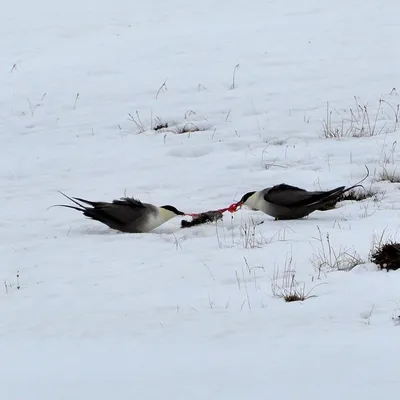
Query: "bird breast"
142 208 175 232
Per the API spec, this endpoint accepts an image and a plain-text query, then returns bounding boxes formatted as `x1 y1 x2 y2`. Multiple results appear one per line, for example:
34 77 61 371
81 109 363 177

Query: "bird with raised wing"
52 192 185 233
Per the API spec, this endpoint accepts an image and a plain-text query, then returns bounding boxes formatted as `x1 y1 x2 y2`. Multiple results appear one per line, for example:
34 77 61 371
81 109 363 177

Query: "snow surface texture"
1 0 400 398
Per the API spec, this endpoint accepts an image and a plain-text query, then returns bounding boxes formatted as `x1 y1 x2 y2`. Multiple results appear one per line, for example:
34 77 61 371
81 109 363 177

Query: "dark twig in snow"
229 64 240 90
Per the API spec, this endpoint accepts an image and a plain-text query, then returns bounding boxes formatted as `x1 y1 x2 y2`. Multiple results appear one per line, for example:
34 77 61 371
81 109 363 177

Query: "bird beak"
227 202 242 213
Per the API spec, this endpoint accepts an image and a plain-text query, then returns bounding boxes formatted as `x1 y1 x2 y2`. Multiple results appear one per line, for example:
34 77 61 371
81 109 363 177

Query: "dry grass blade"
229 64 240 90
128 111 146 133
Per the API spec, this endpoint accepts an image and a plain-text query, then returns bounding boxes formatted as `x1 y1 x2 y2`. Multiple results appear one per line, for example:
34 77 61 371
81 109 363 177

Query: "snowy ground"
1 0 400 398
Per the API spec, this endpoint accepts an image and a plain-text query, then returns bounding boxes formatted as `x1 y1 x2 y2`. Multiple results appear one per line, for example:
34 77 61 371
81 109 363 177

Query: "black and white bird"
236 167 370 220
53 192 185 233
235 168 370 220
236 184 353 220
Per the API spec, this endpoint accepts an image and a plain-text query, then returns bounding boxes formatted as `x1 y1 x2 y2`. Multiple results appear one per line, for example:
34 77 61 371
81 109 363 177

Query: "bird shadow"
74 227 121 236
72 225 182 236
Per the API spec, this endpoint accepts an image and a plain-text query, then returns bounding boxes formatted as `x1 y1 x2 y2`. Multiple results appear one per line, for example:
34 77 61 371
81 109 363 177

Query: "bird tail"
49 191 89 212
306 186 347 208
50 191 121 228
311 165 370 210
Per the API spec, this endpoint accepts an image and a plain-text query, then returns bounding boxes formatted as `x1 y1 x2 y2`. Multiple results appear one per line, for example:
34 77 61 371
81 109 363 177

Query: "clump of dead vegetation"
173 122 207 135
370 240 400 271
128 109 210 135
153 117 168 131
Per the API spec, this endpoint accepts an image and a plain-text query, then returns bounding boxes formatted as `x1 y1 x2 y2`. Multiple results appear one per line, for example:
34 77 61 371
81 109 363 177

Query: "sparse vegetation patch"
311 227 365 277
322 97 399 139
375 167 400 183
272 255 321 302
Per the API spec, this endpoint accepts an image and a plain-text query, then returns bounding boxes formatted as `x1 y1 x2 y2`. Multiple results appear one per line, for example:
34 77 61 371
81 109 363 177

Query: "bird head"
237 191 257 208
160 205 185 219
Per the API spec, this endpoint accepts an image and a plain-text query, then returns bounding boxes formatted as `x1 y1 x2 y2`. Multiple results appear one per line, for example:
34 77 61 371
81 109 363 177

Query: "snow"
1 0 400 398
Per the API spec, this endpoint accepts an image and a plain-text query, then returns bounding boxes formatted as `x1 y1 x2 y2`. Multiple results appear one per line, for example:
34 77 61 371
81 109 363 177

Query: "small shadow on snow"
73 224 183 236
74 226 123 236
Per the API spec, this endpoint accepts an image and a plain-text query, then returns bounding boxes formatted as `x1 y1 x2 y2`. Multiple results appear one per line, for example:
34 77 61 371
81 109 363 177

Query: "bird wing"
54 192 155 232
264 184 345 208
66 194 149 224
88 197 149 224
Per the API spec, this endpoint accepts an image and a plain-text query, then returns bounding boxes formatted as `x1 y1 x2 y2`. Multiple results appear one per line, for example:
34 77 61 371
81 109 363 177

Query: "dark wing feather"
94 198 147 225
112 197 146 208
264 184 346 208
55 193 148 231
264 184 310 207
81 197 147 225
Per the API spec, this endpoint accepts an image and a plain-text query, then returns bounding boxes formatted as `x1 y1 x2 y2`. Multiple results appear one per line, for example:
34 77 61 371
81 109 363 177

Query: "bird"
52 191 185 233
235 167 370 220
235 168 371 220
